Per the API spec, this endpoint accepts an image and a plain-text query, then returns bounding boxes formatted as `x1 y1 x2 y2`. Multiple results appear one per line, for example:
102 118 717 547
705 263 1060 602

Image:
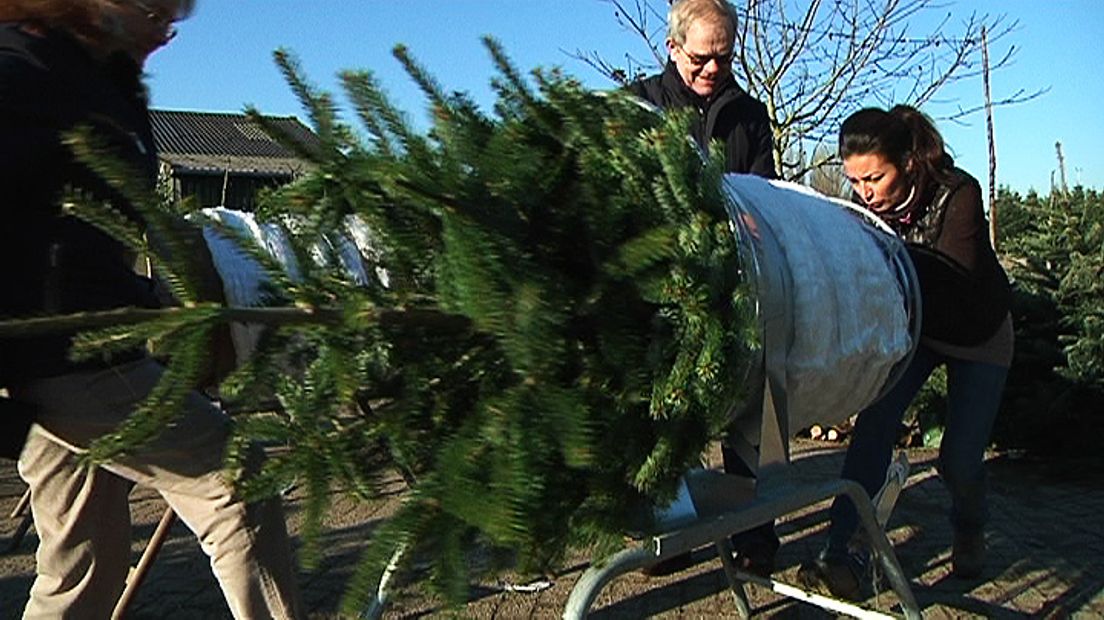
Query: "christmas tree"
2 39 761 609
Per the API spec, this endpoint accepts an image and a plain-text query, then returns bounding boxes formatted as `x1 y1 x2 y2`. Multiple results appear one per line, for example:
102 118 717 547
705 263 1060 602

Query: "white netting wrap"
723 175 914 431
196 207 379 365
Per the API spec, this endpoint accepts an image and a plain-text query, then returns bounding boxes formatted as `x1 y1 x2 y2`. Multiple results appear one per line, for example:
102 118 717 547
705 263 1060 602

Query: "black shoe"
797 549 865 601
640 551 694 577
952 530 986 579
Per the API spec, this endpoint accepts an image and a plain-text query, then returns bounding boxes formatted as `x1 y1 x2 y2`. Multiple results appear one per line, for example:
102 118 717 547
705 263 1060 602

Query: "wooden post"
111 507 177 619
220 157 232 207
982 26 998 250
4 488 34 554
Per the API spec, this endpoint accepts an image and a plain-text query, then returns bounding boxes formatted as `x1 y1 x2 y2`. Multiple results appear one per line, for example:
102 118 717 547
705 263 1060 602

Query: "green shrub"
902 365 947 448
993 186 1104 454
898 186 1103 456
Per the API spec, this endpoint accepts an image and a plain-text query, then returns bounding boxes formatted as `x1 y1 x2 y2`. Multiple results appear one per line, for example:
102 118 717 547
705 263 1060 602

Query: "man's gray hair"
667 0 738 45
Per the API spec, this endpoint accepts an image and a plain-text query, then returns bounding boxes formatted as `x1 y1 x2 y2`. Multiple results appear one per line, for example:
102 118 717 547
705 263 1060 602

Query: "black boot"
730 524 780 577
952 529 986 579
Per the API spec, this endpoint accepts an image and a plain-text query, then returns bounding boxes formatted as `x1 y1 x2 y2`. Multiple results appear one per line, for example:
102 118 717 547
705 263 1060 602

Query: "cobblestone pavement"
2 439 1103 619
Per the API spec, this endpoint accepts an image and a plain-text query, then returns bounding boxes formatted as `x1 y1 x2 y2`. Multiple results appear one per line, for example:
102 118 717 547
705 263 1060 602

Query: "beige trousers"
15 358 303 619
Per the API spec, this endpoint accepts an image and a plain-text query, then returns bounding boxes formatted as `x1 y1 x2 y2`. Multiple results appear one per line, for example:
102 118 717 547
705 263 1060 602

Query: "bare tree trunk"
1056 141 1069 192
982 26 998 251
578 1 1047 182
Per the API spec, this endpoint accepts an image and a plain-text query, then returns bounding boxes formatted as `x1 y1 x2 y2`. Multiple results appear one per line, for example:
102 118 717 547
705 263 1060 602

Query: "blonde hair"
668 0 738 45
0 0 194 53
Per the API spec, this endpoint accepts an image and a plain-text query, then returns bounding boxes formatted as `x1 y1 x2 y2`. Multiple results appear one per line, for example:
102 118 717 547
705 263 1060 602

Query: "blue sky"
146 1 1103 196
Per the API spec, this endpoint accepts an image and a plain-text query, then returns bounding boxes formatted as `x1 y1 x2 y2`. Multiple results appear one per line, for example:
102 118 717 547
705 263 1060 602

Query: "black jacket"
1 24 162 455
629 62 777 177
0 23 160 384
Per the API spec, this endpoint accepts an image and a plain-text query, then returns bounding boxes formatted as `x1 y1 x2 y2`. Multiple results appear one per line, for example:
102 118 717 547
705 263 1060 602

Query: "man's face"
667 17 734 98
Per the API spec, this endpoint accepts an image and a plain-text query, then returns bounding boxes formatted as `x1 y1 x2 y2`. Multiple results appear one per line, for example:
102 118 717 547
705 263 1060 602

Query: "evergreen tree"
994 186 1104 454
1 40 761 609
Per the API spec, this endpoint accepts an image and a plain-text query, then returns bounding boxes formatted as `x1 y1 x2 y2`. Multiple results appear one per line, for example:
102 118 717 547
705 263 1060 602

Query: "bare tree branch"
566 0 669 84
578 0 1044 182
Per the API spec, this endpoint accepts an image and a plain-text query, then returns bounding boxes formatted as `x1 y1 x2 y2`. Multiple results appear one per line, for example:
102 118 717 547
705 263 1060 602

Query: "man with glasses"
630 0 780 578
0 2 303 617
630 0 776 178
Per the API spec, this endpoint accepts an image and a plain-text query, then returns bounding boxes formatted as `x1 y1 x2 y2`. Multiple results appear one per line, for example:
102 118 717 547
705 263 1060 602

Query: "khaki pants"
15 358 303 619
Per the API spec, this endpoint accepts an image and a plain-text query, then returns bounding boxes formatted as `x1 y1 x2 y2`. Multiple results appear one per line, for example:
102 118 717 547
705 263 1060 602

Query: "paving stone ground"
2 439 1102 619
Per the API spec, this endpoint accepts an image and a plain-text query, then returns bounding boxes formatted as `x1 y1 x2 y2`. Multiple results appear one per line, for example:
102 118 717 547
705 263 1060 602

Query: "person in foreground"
629 0 780 578
0 1 303 617
799 105 1013 599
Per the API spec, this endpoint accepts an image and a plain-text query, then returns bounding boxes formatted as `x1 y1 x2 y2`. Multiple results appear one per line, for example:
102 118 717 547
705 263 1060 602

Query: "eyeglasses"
677 44 734 68
131 0 181 42
132 0 186 26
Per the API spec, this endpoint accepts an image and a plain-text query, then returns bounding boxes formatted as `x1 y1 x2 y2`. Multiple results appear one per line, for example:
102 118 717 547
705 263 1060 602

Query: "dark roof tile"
150 109 320 175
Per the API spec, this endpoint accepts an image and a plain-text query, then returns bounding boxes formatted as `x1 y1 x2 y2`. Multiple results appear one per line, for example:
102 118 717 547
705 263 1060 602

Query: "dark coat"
0 23 161 455
882 168 1012 346
0 23 160 381
629 61 777 178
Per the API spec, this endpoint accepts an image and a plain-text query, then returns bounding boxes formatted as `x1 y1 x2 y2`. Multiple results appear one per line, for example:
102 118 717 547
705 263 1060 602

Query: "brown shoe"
952 530 986 579
797 550 865 601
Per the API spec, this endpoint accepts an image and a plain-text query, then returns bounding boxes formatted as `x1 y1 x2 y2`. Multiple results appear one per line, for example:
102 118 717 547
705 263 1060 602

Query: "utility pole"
982 26 998 250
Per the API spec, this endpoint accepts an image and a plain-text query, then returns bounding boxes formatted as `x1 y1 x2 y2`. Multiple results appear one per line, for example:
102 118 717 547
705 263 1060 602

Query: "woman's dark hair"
839 105 954 189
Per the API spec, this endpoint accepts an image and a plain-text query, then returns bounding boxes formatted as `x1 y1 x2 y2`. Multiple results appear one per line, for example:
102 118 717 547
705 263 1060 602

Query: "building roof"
150 109 320 177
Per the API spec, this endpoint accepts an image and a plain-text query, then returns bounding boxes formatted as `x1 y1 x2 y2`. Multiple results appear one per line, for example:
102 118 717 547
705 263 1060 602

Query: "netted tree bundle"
237 40 761 601
35 39 760 608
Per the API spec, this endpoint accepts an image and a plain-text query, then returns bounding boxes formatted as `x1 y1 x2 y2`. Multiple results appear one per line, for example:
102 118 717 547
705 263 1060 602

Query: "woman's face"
842 151 911 214
107 0 183 62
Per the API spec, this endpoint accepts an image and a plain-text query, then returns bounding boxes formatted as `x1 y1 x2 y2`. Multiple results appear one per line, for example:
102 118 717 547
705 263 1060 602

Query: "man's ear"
665 38 677 58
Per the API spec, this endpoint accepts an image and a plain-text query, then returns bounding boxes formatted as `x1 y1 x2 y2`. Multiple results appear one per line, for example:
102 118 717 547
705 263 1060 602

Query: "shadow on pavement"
3 442 1104 618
